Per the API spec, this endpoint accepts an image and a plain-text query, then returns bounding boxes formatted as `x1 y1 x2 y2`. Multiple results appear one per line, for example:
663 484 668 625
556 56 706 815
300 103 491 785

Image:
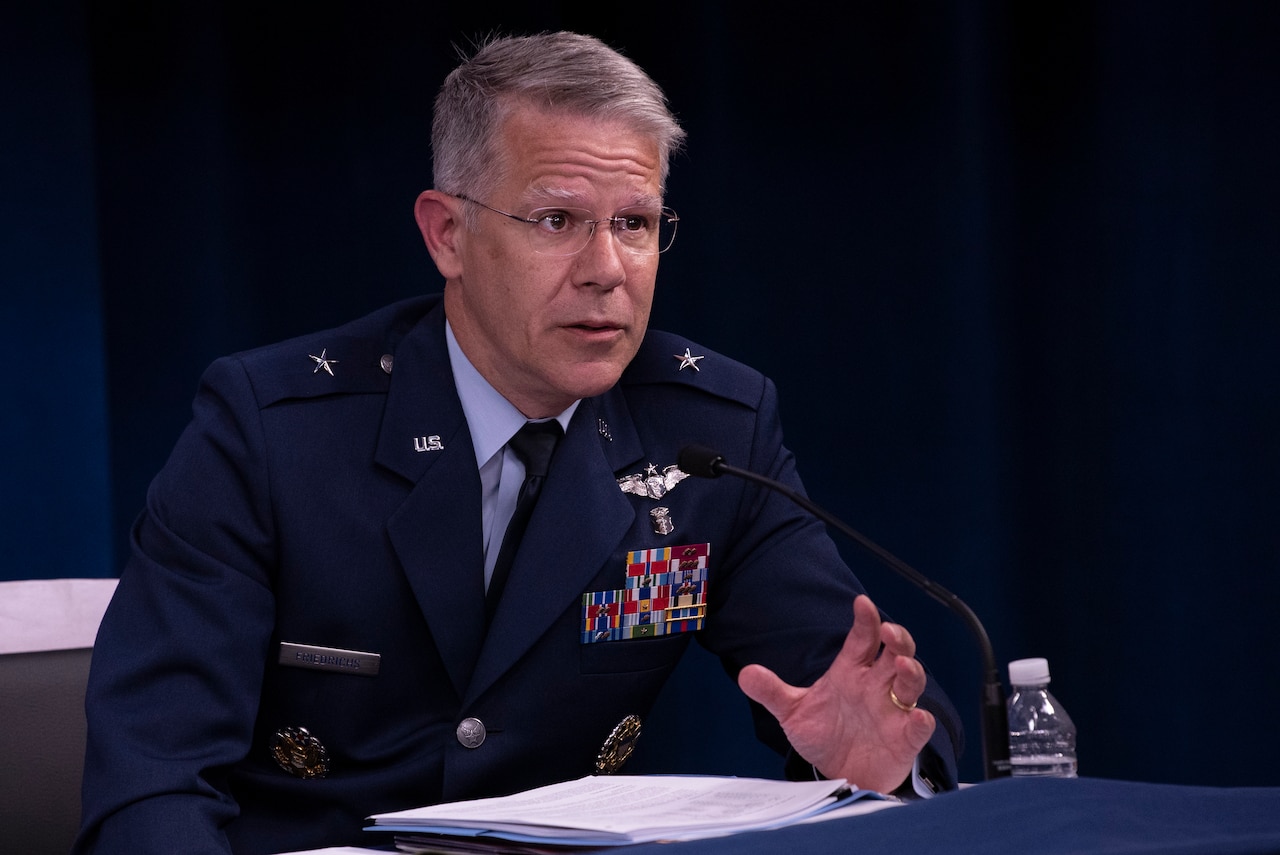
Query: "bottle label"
1009 755 1078 777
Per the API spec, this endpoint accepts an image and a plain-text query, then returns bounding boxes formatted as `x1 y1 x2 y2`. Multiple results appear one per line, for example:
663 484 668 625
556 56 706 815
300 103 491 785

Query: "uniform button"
380 354 394 374
456 717 486 748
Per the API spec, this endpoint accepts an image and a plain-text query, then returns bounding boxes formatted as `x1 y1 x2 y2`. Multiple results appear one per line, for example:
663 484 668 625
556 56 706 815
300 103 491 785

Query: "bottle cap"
1008 657 1051 686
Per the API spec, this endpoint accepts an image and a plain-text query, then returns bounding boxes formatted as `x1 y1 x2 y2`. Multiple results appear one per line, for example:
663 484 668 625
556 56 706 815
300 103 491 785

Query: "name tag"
278 642 381 677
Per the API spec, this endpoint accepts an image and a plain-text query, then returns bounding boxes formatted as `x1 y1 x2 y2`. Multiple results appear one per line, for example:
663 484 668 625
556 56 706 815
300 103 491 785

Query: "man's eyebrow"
627 193 665 210
523 186 582 207
524 186 665 210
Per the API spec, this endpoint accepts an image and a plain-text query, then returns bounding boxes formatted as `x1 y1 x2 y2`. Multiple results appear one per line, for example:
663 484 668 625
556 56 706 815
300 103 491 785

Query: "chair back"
0 578 118 855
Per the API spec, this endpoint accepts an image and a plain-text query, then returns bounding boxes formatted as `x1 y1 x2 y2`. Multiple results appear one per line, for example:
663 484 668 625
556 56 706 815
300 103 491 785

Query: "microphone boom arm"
696 451 1011 781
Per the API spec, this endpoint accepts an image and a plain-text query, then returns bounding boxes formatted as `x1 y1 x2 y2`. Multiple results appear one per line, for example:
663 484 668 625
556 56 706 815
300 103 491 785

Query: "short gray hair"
431 32 686 202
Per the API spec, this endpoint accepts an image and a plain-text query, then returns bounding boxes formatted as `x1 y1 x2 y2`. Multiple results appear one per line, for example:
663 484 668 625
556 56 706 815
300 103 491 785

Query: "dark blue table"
619 777 1280 855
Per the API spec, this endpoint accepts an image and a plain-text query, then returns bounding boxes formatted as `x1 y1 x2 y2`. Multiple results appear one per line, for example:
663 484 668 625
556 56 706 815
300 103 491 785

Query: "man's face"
442 105 663 418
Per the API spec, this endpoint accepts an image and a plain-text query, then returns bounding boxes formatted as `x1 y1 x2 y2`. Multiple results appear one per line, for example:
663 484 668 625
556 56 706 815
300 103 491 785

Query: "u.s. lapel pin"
309 348 339 376
413 435 444 453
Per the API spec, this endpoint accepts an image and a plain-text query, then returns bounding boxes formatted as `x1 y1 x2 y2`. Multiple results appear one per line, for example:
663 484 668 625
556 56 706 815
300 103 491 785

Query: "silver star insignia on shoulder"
617 463 690 500
674 347 705 372
309 348 339 376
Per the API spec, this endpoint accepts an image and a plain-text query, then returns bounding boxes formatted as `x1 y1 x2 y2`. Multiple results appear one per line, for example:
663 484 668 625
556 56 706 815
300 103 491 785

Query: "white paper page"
273 848 389 855
371 775 852 842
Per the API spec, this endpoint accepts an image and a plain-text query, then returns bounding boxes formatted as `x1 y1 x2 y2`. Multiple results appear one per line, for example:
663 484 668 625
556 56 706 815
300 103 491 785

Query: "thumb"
904 706 938 748
738 663 803 719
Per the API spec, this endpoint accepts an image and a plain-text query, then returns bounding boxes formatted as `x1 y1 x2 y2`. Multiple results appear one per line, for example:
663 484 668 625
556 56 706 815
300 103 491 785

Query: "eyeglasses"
455 194 679 256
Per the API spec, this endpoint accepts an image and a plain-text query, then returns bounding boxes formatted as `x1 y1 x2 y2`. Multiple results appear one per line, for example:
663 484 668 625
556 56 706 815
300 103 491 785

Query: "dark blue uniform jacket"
76 295 960 854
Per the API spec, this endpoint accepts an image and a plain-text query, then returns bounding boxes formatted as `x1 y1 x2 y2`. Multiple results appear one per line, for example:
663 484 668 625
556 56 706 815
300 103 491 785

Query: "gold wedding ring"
889 687 917 713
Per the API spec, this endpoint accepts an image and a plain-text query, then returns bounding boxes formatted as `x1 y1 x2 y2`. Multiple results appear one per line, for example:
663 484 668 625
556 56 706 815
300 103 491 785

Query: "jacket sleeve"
689 375 963 790
75 355 277 855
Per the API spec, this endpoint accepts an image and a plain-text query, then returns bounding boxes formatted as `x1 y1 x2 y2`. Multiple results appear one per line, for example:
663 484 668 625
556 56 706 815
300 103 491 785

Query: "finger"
737 662 803 720
888 655 928 708
895 653 928 692
880 620 917 659
904 706 938 749
833 595 884 668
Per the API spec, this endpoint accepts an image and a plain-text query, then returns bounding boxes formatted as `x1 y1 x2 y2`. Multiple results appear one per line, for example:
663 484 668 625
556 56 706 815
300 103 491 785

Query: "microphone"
678 444 1012 781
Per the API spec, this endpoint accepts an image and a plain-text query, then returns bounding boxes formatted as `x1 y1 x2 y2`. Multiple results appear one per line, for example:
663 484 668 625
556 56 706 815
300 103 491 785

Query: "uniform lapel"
377 305 488 699
374 309 651 704
466 391 645 703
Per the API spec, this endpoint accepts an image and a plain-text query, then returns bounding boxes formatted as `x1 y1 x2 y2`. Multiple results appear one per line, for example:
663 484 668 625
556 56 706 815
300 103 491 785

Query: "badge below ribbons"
582 543 710 643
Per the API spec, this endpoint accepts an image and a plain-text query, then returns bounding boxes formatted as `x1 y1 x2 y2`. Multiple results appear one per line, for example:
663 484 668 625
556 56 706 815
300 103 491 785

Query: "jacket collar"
378 301 649 700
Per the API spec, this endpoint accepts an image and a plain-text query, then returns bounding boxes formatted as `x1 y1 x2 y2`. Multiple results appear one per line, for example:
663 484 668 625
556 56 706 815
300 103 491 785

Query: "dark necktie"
486 420 564 620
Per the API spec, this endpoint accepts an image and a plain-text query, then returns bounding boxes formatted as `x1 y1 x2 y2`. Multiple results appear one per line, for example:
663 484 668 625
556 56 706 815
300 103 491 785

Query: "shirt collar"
445 321 578 468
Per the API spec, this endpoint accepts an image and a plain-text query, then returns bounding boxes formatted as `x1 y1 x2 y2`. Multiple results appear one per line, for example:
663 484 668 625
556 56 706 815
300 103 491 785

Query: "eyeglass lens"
525 208 678 256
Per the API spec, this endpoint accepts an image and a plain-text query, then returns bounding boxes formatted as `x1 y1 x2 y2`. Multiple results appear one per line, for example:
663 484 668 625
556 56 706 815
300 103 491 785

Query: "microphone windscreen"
678 445 725 478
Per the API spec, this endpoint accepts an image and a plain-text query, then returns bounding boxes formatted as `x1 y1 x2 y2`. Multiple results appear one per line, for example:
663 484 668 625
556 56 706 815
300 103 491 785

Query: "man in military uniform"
76 32 961 855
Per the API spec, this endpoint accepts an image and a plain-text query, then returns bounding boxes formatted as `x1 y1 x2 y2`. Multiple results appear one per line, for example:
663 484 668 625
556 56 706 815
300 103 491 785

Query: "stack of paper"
367 774 882 852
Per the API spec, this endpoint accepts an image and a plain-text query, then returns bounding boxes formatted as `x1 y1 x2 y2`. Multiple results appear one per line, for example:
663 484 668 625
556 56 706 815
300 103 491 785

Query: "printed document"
367 774 881 847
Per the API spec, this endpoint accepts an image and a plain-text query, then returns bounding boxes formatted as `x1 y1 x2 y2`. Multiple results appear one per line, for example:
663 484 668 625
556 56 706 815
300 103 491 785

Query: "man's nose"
574 220 628 287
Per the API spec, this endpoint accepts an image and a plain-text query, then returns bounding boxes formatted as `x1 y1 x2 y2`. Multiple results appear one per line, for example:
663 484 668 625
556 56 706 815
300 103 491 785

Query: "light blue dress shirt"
445 322 578 590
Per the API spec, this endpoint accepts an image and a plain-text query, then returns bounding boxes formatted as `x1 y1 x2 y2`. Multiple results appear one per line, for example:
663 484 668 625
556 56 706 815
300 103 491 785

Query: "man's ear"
414 190 464 279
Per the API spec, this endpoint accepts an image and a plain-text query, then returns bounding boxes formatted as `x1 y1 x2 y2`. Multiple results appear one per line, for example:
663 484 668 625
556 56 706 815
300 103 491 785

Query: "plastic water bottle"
1007 657 1077 777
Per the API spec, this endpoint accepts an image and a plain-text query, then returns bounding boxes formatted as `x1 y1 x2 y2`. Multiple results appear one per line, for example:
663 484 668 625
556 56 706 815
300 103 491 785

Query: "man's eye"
535 211 573 232
618 214 650 233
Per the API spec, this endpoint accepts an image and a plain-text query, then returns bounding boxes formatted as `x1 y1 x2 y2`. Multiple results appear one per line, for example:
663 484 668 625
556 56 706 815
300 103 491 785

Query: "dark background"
4 1 1278 789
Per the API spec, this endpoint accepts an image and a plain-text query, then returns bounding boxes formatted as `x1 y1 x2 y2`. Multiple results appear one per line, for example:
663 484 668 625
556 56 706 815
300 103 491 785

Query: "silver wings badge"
617 463 690 500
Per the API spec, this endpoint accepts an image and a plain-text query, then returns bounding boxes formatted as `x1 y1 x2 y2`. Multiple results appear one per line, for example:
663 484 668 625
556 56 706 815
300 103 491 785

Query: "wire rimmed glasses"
455 194 679 256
